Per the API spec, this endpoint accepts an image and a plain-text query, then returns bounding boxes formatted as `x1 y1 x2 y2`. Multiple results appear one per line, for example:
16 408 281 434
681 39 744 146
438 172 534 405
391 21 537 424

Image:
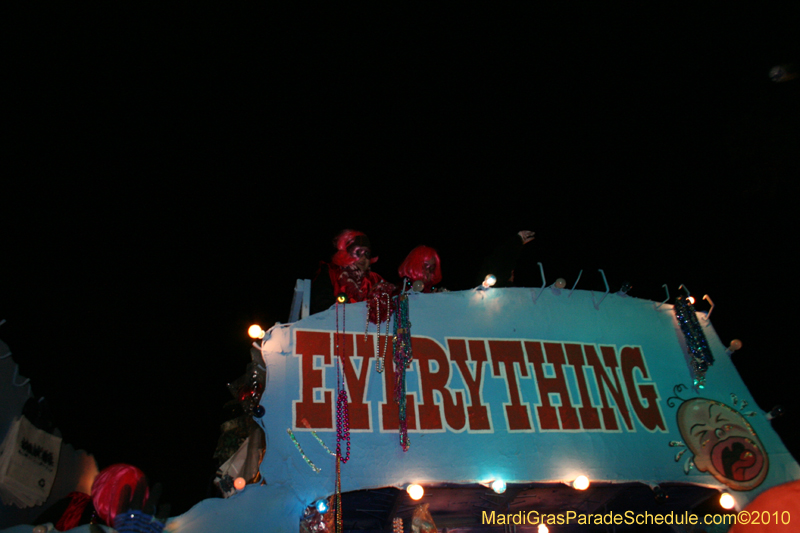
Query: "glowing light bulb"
316 499 329 513
337 293 347 303
407 484 424 500
572 475 590 490
482 274 497 288
491 479 507 494
538 524 549 533
233 477 246 490
248 324 265 339
720 492 735 509
687 296 696 305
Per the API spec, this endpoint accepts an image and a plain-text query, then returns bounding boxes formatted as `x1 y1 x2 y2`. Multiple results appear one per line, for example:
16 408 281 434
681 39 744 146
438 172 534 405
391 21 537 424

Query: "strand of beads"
395 294 412 369
334 455 343 533
334 302 351 463
392 293 413 451
335 389 351 463
336 302 351 463
300 418 335 456
364 298 371 340
364 300 370 341
674 295 714 389
375 293 393 373
392 517 403 533
312 431 335 456
334 302 347 533
286 429 321 473
380 292 391 359
373 296 384 372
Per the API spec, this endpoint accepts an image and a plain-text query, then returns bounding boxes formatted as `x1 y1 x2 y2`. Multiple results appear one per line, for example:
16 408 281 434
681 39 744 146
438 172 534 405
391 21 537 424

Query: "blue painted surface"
7 288 798 532
192 288 794 531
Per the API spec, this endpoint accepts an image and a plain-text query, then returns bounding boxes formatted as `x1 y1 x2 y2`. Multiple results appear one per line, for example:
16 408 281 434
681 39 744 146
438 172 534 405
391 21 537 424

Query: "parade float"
4 275 799 532
167 275 799 532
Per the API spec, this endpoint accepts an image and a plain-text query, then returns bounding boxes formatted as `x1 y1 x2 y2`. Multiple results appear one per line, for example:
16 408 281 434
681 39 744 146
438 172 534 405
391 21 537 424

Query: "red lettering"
295 331 662 435
448 339 491 431
294 331 333 429
414 337 466 431
488 340 532 431
584 345 633 431
620 346 666 431
563 343 601 430
526 342 580 430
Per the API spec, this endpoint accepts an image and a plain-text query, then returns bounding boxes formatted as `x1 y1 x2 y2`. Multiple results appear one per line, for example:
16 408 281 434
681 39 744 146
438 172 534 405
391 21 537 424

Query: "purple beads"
336 389 351 463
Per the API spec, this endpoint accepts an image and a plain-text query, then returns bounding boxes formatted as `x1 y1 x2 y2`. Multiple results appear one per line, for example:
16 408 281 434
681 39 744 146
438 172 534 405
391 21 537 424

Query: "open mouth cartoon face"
677 398 769 491
711 435 765 483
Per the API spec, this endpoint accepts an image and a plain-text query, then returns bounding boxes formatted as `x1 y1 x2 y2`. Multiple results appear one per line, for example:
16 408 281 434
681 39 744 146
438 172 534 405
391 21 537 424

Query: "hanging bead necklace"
334 301 350 533
286 429 321 473
393 293 413 451
381 292 391 363
334 454 343 533
364 299 372 339
367 296 382 372
674 294 714 389
367 294 392 373
335 302 351 463
336 390 350 463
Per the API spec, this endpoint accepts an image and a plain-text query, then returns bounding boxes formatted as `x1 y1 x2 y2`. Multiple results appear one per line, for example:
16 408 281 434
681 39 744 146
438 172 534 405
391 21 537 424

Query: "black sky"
3 5 799 515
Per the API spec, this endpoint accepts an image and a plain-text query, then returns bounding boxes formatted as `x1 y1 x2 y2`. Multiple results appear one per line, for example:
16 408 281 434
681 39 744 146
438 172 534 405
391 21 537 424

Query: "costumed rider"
310 230 396 322
476 230 535 288
398 245 443 293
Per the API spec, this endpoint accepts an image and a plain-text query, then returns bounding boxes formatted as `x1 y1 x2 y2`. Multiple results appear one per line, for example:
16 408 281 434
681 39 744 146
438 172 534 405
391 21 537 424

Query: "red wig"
91 464 148 525
331 230 378 267
398 246 442 286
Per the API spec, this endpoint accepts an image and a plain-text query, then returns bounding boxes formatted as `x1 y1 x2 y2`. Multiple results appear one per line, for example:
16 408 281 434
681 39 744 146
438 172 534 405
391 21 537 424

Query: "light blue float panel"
14 288 794 533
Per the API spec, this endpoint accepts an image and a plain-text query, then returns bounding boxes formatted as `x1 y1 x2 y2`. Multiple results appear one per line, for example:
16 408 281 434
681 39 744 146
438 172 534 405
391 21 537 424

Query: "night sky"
4 5 799 516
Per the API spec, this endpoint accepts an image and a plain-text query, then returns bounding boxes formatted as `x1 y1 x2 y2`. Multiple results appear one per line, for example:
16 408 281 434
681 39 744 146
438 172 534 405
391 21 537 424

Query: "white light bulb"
720 492 735 509
407 483 424 500
573 475 590 490
483 274 497 288
491 479 507 494
248 324 265 339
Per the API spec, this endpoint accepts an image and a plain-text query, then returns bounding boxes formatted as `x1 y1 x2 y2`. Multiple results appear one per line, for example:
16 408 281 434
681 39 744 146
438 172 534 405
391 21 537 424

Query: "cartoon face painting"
677 398 769 491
